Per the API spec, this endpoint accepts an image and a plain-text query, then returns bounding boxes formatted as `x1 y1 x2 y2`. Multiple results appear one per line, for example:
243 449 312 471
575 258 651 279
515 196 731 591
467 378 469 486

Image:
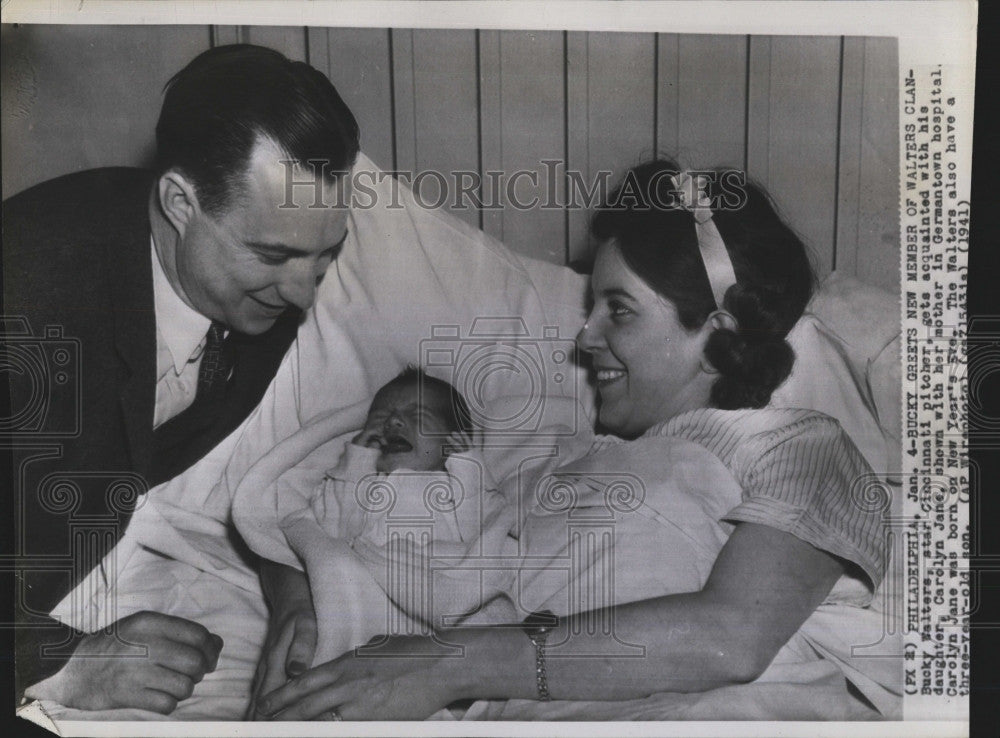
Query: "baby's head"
364 367 473 473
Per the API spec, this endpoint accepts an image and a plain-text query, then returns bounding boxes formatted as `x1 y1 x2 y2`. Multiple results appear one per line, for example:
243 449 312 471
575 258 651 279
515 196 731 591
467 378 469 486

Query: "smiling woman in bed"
254 159 899 722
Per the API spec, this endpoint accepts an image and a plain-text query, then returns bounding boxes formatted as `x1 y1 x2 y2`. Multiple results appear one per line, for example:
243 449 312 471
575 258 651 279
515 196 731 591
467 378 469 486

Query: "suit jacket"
3 168 300 692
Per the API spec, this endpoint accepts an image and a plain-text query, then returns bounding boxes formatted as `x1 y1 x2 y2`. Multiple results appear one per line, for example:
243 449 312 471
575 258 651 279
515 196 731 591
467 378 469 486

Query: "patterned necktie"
196 321 233 400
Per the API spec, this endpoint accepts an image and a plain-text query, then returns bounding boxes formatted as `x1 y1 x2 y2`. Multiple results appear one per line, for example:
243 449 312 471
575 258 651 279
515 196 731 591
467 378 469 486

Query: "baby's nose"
386 414 405 430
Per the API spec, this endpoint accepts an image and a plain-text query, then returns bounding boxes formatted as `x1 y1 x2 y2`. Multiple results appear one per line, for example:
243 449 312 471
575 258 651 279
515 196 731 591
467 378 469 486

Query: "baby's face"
364 382 454 473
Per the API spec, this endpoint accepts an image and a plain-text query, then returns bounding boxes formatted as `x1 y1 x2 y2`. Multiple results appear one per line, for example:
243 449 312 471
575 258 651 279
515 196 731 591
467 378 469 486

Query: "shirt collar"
151 235 212 373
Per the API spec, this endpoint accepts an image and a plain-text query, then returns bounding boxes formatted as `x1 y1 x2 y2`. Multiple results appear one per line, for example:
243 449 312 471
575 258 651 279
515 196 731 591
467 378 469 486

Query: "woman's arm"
256 521 846 719
503 521 846 697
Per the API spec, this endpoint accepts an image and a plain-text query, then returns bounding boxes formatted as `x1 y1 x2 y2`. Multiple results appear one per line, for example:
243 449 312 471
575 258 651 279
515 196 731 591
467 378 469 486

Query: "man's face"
174 138 351 334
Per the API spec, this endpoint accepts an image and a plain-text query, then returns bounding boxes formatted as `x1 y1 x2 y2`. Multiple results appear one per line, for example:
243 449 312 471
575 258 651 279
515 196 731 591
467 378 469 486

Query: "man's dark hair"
387 366 475 435
155 44 360 215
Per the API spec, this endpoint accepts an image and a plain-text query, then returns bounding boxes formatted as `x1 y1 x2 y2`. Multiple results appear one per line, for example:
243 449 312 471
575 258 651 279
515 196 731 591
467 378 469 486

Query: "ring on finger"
325 707 343 721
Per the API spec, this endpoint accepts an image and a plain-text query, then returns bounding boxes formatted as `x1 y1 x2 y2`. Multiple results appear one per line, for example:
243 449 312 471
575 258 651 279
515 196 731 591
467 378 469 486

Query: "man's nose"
277 261 322 310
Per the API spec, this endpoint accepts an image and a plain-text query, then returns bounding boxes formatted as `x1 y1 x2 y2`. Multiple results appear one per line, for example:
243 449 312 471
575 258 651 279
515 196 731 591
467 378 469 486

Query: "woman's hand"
246 561 318 719
255 634 466 721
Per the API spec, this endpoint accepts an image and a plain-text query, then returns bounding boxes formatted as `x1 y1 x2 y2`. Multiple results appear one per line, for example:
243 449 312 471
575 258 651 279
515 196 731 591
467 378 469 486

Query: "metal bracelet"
529 634 551 701
522 610 558 702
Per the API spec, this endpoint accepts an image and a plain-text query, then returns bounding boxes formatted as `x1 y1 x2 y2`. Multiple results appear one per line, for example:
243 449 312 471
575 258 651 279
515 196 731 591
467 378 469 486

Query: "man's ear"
157 171 200 237
699 310 739 374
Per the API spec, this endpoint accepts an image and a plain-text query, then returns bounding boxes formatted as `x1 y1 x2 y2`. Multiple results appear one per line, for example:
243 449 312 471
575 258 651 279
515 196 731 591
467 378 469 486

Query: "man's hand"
25 611 223 714
247 561 317 719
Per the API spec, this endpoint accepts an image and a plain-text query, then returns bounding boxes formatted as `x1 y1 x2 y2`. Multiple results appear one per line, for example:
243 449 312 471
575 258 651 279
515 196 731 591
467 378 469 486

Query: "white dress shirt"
151 236 212 429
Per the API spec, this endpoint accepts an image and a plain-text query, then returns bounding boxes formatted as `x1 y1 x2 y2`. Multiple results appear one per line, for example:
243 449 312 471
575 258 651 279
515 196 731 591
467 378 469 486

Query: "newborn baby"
311 366 504 548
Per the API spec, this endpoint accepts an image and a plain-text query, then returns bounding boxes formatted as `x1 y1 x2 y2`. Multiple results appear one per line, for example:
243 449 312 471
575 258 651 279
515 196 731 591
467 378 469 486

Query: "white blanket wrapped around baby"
231 398 900 720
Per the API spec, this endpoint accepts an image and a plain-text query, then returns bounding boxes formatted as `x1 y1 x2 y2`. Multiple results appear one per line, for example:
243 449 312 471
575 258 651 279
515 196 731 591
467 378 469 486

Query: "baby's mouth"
381 434 414 454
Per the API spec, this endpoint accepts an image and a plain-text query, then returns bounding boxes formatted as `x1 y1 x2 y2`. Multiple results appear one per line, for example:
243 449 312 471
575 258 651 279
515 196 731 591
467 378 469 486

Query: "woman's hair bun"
703 282 797 409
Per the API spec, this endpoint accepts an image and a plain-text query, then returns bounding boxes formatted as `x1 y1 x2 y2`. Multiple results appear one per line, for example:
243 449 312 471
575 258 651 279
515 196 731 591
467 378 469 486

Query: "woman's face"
577 241 712 437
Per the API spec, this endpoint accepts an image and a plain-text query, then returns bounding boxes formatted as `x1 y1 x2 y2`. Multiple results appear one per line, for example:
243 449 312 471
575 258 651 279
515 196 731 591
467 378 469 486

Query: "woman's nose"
576 314 602 353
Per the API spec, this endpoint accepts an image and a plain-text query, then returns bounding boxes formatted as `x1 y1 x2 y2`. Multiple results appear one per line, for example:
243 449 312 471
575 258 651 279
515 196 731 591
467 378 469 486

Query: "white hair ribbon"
669 172 737 309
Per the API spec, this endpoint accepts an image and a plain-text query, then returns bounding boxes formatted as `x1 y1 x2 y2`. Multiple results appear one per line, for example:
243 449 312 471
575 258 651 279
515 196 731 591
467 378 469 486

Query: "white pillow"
773 273 901 474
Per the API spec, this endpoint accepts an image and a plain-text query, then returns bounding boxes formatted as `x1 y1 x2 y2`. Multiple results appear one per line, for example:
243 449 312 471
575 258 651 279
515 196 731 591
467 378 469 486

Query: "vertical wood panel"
478 30 504 240
390 29 418 175
2 24 211 198
211 25 244 47
567 32 657 263
747 36 842 279
676 34 747 168
565 31 591 263
655 34 680 158
855 37 900 293
836 37 865 277
242 26 308 61
585 33 658 177
409 29 480 229
481 30 566 263
310 27 394 171
745 36 773 179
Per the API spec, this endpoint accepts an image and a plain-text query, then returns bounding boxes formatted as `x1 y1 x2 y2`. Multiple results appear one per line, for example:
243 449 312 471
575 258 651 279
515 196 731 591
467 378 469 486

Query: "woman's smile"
594 366 628 386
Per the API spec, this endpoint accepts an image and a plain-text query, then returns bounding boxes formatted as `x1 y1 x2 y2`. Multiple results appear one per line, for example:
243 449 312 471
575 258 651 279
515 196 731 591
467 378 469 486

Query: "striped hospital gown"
597 406 888 600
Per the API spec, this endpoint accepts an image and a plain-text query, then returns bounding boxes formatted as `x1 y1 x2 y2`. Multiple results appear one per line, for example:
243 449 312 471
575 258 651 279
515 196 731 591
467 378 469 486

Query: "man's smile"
249 294 287 313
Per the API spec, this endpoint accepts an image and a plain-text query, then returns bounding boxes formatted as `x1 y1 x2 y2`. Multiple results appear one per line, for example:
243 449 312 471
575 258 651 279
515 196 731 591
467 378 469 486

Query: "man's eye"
258 254 288 266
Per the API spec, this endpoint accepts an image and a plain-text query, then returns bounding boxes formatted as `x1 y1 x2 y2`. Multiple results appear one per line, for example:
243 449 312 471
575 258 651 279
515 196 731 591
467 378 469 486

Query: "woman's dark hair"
155 44 361 215
385 366 475 435
591 158 815 410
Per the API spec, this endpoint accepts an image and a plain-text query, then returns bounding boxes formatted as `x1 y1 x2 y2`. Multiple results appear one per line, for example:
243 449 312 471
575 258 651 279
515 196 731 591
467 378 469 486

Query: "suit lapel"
107 177 158 480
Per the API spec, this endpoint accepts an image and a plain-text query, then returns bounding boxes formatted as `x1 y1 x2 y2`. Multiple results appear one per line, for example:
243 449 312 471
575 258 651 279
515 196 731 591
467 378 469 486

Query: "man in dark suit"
3 44 358 713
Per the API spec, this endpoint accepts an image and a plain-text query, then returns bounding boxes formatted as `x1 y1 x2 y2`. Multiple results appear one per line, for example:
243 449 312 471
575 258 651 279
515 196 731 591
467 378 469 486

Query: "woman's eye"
608 300 634 319
258 254 288 266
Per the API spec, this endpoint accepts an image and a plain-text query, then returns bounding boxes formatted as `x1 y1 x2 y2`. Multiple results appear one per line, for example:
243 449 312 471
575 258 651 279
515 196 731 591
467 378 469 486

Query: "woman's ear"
707 310 738 333
157 171 200 237
699 310 739 375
